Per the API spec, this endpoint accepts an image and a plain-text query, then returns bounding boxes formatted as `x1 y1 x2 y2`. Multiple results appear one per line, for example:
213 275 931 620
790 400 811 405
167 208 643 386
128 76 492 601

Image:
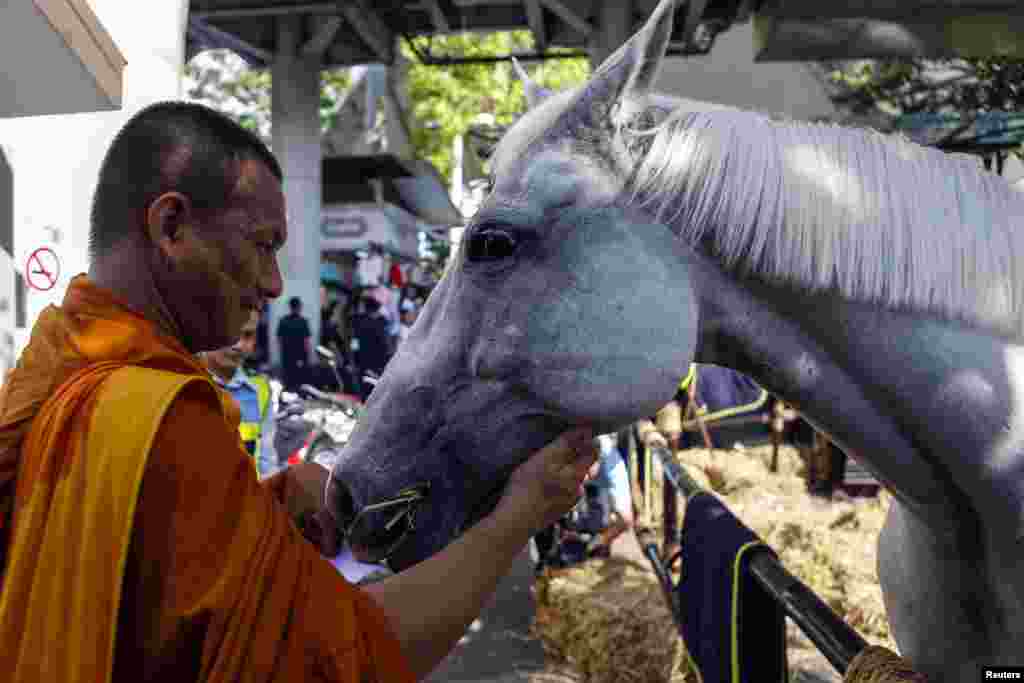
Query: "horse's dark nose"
348 501 415 559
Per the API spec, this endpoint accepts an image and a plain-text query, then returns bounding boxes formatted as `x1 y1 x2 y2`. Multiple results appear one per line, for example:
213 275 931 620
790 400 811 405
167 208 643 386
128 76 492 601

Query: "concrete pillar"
383 55 414 159
270 15 321 368
589 0 634 68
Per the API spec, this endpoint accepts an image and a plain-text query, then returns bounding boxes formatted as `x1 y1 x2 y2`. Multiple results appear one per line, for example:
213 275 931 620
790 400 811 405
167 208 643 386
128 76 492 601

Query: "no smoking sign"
25 247 60 292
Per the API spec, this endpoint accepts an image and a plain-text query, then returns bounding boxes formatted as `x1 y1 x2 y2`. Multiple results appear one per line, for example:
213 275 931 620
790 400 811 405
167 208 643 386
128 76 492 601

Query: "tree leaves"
185 34 590 183
185 50 350 144
827 58 1024 121
824 57 1024 165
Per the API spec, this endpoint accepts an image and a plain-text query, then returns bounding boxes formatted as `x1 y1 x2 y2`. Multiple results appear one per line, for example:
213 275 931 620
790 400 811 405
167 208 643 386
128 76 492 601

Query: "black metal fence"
627 433 922 680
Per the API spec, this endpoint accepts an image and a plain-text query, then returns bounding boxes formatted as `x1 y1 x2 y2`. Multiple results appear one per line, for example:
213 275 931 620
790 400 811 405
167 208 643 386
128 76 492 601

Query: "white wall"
0 235 14 379
0 0 189 359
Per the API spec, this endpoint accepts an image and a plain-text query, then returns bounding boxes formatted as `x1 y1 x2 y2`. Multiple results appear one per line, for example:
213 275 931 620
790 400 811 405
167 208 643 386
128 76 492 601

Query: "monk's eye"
466 228 518 262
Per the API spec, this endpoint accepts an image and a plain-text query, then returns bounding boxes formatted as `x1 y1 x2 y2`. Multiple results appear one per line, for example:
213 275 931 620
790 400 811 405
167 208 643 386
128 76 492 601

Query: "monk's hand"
263 462 342 555
493 428 598 539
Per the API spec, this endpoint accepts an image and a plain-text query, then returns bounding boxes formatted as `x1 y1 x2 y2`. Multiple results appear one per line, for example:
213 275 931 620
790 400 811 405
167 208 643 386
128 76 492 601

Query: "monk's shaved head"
89 101 281 259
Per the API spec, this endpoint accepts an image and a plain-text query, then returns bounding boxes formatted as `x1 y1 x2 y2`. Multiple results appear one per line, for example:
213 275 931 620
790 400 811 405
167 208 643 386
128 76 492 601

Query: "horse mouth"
345 506 416 564
348 518 414 565
342 476 511 570
342 483 431 565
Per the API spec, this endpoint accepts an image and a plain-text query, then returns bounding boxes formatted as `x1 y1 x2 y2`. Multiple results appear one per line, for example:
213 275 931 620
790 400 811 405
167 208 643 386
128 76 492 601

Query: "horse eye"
466 229 518 262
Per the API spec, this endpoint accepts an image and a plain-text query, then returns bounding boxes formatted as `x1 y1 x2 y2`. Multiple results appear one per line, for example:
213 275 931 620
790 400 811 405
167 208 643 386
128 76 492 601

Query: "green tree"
826 58 1024 119
185 35 589 269
822 58 1024 168
185 50 351 142
185 33 589 183
402 32 589 182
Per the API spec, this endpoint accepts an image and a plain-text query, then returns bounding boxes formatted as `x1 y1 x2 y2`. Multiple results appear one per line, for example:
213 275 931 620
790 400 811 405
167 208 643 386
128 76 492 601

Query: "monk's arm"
253 458 536 679
123 387 415 682
133 390 592 682
361 502 531 679
258 462 536 679
257 458 540 679
256 459 538 679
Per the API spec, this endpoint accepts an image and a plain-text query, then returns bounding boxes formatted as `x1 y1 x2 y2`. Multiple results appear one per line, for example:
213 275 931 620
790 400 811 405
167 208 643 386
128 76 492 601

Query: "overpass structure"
187 0 1024 68
181 0 1024 365
4 1 1024 369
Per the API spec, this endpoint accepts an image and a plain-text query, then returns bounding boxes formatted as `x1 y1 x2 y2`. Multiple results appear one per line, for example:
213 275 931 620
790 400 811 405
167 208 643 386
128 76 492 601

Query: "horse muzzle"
328 476 431 564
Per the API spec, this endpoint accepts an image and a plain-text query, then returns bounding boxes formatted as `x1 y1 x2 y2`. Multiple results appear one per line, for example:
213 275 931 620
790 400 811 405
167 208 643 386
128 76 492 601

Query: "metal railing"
630 435 874 675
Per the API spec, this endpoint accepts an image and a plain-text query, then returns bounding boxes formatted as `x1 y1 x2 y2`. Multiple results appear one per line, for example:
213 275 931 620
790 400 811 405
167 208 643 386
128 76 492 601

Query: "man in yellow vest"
202 309 277 477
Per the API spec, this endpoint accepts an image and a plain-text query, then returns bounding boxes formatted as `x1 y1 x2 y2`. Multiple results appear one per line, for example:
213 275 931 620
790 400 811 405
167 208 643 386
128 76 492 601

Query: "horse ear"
558 0 677 128
511 57 554 111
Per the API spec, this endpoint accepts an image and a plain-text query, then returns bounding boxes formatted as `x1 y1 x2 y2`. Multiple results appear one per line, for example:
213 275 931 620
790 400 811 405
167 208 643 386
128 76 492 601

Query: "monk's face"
158 159 286 352
204 310 260 377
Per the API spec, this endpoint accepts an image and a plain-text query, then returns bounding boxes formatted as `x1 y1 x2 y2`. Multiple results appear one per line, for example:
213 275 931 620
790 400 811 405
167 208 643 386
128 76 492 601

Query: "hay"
668 446 894 644
532 444 897 683
532 558 695 683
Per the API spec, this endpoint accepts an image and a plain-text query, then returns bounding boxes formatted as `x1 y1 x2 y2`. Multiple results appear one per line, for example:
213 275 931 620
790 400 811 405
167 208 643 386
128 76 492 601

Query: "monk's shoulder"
147 378 250 480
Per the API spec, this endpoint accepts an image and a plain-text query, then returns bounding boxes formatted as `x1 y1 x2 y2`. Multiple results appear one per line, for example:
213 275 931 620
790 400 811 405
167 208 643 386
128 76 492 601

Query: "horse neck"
628 101 1024 340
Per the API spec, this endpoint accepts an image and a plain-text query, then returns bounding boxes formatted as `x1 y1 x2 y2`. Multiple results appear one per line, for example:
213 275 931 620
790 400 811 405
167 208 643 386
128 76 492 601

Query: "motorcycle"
273 346 366 470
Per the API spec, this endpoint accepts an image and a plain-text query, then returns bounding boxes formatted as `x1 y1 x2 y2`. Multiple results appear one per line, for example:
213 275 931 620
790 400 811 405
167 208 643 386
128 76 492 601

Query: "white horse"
327 2 1024 679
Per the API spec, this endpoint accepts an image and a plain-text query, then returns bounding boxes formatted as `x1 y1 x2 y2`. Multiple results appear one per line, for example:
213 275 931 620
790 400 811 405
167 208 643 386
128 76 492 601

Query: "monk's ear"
145 192 194 257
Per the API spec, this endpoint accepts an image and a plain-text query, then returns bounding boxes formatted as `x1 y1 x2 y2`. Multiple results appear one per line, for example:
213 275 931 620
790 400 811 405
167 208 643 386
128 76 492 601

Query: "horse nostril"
325 474 357 529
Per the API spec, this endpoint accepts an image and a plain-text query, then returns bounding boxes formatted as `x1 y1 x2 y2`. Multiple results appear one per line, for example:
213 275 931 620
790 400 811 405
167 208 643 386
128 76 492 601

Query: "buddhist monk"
0 102 597 683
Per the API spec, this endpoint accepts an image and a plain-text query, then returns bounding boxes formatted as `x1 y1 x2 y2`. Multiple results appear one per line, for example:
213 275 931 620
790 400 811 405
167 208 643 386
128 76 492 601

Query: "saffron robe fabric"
0 275 414 683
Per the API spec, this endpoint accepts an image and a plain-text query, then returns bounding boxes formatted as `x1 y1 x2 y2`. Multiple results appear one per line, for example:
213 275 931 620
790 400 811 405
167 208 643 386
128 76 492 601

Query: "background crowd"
246 281 425 402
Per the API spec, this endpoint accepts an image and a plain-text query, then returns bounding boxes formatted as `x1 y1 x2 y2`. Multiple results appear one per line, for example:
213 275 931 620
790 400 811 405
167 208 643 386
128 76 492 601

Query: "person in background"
397 299 418 347
276 295 311 392
630 368 696 563
320 286 343 353
351 292 393 400
202 310 278 478
310 286 347 391
376 286 402 347
584 433 635 558
331 290 360 394
246 302 270 373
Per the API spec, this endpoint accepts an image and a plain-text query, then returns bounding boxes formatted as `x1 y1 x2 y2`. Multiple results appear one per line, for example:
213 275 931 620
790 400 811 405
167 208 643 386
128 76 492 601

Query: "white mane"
623 101 1024 337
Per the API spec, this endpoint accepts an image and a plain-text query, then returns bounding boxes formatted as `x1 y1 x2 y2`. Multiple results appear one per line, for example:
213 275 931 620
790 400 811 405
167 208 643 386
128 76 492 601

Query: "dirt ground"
529 443 898 683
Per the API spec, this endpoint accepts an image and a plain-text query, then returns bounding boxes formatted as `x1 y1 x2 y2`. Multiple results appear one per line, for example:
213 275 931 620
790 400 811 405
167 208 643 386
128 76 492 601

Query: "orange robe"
0 275 414 683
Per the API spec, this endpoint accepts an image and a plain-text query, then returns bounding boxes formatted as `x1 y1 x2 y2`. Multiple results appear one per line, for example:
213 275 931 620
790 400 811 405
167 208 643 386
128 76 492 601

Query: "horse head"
327 0 696 571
